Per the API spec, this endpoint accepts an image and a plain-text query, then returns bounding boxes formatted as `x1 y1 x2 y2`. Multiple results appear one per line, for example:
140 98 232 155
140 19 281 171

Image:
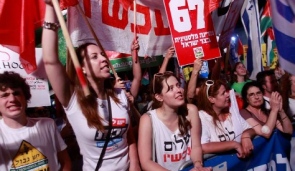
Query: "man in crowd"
0 71 71 171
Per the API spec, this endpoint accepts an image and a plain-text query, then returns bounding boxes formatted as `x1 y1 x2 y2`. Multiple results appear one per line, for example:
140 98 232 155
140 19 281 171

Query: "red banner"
163 0 221 66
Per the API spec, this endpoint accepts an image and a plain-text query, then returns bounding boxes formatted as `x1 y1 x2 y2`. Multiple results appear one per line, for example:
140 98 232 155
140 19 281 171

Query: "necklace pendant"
100 103 105 108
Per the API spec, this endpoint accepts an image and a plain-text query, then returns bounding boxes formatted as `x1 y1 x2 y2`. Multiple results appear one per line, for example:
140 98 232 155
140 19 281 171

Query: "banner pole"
51 0 90 96
133 0 138 63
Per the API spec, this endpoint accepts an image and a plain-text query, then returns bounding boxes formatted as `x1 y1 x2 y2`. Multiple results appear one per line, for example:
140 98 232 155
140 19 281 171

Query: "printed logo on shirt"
217 127 236 142
10 140 49 171
163 133 191 163
94 118 128 149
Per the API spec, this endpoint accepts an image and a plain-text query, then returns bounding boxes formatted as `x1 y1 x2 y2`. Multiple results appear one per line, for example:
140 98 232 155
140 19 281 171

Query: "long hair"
197 80 228 130
152 72 190 136
241 81 268 114
67 43 120 131
280 73 292 115
231 62 249 84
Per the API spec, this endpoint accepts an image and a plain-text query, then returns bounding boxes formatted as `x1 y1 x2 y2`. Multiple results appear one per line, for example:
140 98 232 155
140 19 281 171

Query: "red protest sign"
163 0 221 66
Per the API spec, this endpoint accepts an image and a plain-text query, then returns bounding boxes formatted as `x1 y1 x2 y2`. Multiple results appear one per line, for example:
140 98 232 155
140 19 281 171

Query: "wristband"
43 21 60 31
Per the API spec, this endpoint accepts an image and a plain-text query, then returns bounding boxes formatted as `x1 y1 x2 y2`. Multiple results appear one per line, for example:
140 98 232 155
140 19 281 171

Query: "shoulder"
198 110 212 120
139 112 153 131
186 104 198 119
187 103 198 111
30 117 55 127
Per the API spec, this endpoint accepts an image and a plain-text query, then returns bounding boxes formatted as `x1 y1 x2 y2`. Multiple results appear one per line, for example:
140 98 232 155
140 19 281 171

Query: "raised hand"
164 46 175 59
270 91 281 112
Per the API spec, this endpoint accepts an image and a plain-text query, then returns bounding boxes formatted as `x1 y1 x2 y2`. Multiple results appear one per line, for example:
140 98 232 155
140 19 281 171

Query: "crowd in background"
1 1 294 171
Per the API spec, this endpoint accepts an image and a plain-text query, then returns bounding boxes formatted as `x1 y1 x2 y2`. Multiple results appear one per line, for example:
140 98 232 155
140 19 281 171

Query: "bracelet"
193 70 199 76
193 160 203 166
280 116 287 121
241 137 250 139
43 21 60 31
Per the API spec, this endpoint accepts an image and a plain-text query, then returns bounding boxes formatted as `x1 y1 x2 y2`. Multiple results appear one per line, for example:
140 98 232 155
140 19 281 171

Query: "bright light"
231 36 236 41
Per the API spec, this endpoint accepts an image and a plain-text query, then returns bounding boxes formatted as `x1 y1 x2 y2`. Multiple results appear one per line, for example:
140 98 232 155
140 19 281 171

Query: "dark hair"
152 72 190 136
197 79 228 130
241 81 268 113
231 62 249 84
256 70 275 85
0 71 31 101
66 43 120 131
280 72 293 115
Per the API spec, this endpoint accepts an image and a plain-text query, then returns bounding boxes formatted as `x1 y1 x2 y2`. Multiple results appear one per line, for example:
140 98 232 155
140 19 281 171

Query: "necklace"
99 103 105 108
98 99 106 108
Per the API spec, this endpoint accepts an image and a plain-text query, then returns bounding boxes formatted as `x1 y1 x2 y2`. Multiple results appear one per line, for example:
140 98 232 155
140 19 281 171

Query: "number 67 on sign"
163 0 221 66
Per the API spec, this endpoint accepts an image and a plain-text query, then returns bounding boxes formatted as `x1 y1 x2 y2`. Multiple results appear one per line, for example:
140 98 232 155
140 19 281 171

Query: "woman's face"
246 86 264 107
234 63 247 76
211 85 230 109
159 76 185 108
82 44 111 79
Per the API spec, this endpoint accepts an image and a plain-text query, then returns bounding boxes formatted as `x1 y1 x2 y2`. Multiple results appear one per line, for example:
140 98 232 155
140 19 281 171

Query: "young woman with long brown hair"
138 72 211 171
42 1 140 170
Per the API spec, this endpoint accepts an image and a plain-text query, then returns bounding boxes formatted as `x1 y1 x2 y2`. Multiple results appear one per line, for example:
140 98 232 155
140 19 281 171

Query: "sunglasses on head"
205 80 214 98
153 71 174 94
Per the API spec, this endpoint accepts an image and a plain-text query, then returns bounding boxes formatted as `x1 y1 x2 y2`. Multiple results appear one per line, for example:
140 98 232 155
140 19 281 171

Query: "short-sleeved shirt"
231 80 252 95
0 118 66 171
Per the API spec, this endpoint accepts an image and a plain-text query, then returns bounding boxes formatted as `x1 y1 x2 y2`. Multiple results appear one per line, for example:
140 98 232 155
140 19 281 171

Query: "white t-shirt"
149 110 191 171
288 98 295 117
200 89 251 143
64 89 130 171
264 96 271 110
0 118 66 171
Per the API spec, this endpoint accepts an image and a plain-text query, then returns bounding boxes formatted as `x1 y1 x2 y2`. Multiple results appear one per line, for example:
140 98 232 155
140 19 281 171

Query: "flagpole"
76 4 118 78
51 0 90 96
133 0 138 63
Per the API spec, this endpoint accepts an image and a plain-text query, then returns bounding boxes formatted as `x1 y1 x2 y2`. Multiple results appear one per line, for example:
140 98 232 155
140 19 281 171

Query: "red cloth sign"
0 0 45 74
163 0 221 66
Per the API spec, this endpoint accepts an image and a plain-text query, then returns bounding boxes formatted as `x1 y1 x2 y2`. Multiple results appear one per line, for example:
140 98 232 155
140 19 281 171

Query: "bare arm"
42 3 72 106
245 92 282 138
202 141 240 154
187 59 202 103
138 114 169 171
57 149 71 171
187 104 207 169
240 128 255 157
276 110 293 134
158 46 175 73
130 38 141 98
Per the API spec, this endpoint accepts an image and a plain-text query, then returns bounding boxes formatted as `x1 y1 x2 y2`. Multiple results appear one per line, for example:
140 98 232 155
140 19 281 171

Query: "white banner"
68 0 172 57
0 46 51 107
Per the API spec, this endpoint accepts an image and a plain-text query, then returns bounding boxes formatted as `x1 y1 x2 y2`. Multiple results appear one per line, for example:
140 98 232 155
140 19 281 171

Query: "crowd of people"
0 1 294 171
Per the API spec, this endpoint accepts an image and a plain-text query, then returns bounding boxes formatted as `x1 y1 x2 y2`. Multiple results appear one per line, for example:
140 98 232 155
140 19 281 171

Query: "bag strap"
95 96 112 171
147 112 156 162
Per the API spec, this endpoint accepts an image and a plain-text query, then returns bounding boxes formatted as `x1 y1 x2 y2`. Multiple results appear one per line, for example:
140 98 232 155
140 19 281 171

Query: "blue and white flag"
270 0 295 75
241 0 262 80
